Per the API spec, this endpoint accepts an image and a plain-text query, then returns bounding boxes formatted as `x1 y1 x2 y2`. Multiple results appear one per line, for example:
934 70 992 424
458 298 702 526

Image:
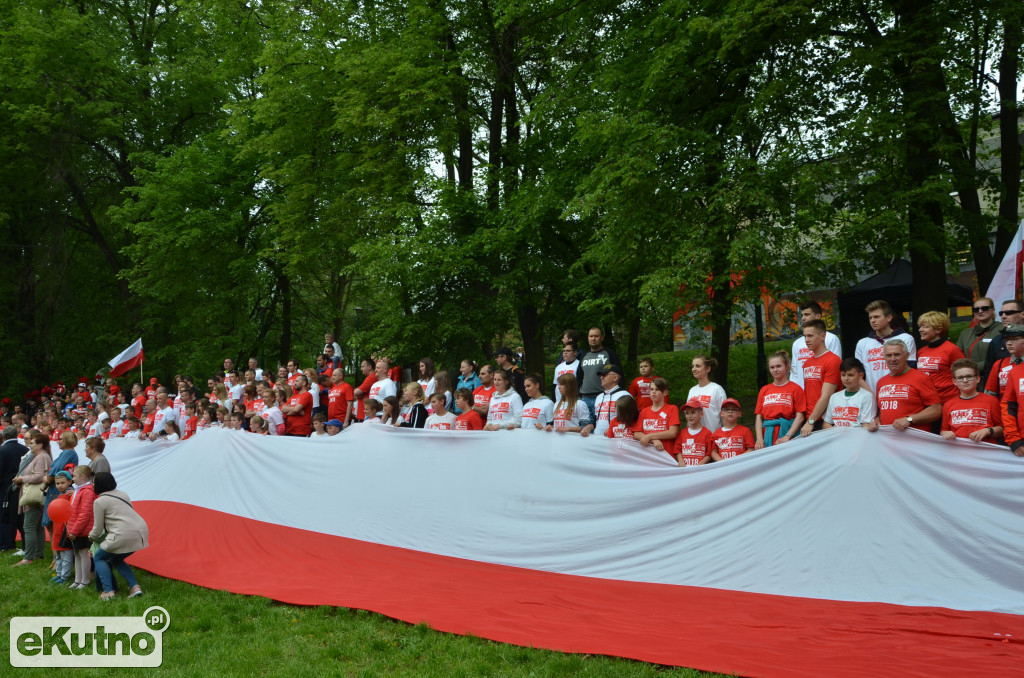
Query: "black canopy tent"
837 259 975 358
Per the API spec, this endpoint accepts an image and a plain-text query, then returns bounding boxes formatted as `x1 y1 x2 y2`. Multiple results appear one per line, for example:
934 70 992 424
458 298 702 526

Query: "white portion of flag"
101 425 1024 615
984 219 1024 305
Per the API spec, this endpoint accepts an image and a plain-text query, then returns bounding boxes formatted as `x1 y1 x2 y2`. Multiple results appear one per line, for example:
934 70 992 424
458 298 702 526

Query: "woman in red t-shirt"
754 351 807 448
917 311 965 402
632 378 680 453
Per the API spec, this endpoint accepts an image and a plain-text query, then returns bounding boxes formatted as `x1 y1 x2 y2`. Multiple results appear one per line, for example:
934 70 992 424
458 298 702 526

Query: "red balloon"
47 499 72 523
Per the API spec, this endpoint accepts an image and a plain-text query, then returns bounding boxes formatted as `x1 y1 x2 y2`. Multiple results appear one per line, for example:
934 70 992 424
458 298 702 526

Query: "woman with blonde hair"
917 311 965 402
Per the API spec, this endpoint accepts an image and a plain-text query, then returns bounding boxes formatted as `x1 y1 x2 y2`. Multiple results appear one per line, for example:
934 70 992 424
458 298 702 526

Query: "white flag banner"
984 219 1024 305
99 426 1024 677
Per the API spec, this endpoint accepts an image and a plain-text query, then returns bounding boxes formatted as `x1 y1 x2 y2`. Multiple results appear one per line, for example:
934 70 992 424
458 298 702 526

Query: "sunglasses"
973 306 992 313
1000 310 1021 316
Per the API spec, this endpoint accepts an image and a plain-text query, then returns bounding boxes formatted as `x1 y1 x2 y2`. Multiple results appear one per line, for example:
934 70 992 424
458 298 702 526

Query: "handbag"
18 482 44 508
59 526 92 550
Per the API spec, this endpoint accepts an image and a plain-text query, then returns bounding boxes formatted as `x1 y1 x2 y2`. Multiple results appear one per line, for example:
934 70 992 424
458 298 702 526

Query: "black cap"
494 347 515 358
597 363 623 378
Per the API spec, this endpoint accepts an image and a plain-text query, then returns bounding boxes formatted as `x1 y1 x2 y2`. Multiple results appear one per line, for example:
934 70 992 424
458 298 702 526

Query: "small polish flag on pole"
984 219 1024 307
108 338 145 377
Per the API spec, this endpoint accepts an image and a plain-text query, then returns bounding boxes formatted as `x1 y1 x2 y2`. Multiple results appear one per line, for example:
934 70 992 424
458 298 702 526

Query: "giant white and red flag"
107 338 144 377
984 219 1024 305
102 426 1024 678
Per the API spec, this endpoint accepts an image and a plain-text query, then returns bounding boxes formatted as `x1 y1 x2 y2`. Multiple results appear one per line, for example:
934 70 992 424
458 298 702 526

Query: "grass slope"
3 548 730 677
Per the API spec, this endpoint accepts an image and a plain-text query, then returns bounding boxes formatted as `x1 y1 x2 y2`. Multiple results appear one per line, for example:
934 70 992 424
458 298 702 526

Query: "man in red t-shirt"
876 340 942 432
985 326 1024 400
998 325 1024 456
130 383 147 419
472 366 497 418
327 368 354 427
141 398 157 438
280 374 313 436
351 359 378 422
799 320 842 436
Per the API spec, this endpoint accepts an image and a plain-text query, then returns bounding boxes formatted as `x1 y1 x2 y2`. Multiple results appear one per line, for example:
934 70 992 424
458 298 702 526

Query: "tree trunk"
517 304 543 378
279 272 292 365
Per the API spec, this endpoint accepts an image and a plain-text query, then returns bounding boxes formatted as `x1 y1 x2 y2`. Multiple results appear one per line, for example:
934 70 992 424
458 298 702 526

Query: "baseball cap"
596 363 623 378
326 419 342 428
494 346 515 358
683 397 705 410
721 398 742 410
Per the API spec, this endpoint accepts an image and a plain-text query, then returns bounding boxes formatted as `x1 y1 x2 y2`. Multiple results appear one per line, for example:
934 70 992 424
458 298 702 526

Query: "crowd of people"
0 425 150 599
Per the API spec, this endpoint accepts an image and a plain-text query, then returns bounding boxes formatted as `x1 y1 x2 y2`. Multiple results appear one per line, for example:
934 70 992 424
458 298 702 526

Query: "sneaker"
12 559 34 567
13 549 25 556
49 575 63 584
99 591 116 601
128 585 143 598
68 582 85 590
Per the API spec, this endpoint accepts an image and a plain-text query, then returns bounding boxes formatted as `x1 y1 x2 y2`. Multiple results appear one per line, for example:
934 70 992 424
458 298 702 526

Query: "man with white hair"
875 340 941 432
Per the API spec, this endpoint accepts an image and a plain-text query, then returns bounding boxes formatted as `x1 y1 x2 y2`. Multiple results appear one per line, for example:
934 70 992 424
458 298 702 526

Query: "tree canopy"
0 0 1020 396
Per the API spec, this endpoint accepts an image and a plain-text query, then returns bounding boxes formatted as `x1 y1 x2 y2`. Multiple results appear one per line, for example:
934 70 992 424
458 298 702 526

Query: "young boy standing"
799 320 842 436
628 358 658 411
426 393 457 430
710 399 755 461
674 398 713 467
823 358 879 430
454 389 484 431
941 359 1002 444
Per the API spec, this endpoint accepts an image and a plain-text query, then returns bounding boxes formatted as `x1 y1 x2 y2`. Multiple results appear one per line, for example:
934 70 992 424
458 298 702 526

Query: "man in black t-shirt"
579 327 620 423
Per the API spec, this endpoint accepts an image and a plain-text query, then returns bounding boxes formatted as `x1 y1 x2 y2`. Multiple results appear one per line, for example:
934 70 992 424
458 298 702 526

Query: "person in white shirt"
484 370 524 431
369 360 397 403
521 375 555 429
260 388 286 436
582 364 633 437
790 300 842 387
687 355 727 432
854 299 917 394
247 357 265 382
417 358 437 398
425 393 457 430
553 344 582 406
822 358 879 430
151 389 178 441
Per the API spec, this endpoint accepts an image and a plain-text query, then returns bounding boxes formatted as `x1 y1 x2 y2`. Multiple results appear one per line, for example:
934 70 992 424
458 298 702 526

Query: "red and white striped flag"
107 338 144 377
103 426 1024 678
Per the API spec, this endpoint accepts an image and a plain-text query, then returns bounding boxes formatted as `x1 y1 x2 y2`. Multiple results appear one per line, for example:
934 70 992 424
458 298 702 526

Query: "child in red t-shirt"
628 358 658 411
941 359 1003 444
606 396 640 439
674 398 713 466
632 378 680 453
49 470 74 585
454 389 484 430
711 398 755 461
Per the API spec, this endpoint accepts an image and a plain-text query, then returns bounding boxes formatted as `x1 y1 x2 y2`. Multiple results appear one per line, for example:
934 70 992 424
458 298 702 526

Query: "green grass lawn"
2 550 730 677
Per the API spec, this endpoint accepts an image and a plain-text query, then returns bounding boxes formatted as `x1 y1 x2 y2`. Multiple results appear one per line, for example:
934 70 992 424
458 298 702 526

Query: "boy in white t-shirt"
822 358 879 430
553 344 582 405
425 393 456 430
